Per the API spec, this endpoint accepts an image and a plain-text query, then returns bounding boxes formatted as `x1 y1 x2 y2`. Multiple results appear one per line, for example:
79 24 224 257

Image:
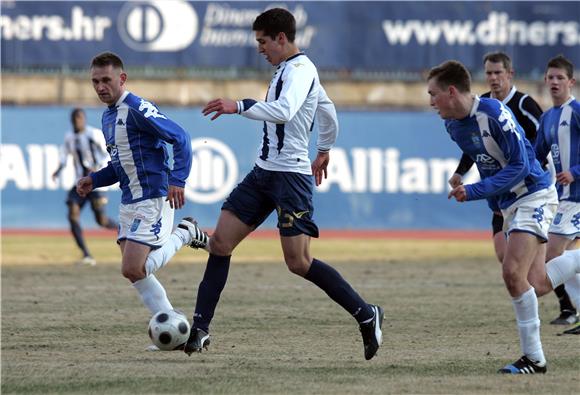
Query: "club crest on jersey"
471 133 481 148
139 99 167 119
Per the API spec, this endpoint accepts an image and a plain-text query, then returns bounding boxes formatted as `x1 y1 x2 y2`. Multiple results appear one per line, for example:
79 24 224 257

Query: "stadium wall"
1 107 490 231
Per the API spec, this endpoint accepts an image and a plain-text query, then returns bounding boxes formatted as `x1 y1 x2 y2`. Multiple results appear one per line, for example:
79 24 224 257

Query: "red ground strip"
1 228 490 240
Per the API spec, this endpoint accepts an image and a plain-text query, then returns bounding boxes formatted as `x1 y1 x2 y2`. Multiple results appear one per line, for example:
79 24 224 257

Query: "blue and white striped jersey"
535 96 580 202
445 96 551 209
236 52 338 175
90 91 193 204
58 125 108 179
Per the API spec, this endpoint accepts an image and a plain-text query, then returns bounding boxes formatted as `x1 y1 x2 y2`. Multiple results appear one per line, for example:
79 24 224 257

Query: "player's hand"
202 98 237 120
448 185 467 202
448 173 463 188
556 171 574 186
76 176 93 197
311 151 330 186
166 185 185 209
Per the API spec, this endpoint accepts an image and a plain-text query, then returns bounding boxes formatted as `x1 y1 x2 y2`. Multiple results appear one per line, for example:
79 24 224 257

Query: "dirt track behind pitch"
1 235 578 394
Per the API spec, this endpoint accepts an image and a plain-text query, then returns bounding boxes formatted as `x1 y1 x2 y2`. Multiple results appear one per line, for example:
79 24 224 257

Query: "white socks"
564 273 580 309
546 249 580 289
144 229 189 276
133 228 191 314
133 275 173 314
512 287 545 365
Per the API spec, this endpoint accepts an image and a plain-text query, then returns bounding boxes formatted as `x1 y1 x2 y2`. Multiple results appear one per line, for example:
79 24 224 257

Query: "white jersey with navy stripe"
237 52 338 175
57 126 108 179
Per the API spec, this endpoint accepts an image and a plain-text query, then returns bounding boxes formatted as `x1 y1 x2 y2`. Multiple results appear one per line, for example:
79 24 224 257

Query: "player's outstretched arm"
202 98 238 120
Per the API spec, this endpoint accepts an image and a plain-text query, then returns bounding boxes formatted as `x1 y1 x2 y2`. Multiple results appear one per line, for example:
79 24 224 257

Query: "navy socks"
305 258 374 323
193 253 231 332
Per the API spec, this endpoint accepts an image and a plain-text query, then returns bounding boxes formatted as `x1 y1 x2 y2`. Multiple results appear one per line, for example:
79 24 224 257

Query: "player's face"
73 112 86 132
545 67 575 106
91 65 127 106
428 78 453 119
484 61 512 98
255 30 284 66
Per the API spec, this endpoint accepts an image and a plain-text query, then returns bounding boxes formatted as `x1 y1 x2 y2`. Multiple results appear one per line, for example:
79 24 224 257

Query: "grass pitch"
1 234 579 394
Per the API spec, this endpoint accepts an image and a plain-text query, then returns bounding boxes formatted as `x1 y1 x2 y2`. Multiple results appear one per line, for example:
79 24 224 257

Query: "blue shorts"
222 166 319 238
66 187 106 209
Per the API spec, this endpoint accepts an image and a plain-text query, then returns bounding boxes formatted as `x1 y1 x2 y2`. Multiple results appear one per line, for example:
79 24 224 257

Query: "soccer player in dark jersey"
448 52 577 325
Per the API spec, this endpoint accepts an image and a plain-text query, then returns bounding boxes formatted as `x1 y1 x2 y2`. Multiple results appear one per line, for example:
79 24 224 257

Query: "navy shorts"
222 166 319 238
66 187 106 209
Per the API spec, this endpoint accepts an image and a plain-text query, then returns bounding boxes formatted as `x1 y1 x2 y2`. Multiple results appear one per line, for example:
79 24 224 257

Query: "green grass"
1 235 579 394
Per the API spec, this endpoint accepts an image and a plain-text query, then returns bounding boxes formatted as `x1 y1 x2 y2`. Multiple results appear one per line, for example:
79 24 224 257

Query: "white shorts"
549 200 580 239
118 197 174 249
501 186 558 242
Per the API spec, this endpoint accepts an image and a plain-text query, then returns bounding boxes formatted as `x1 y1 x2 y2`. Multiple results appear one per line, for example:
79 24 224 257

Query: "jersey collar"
469 95 480 118
490 86 516 104
110 90 130 109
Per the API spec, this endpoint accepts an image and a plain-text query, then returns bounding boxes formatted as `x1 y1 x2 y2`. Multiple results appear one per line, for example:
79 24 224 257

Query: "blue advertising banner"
1 1 579 74
1 106 488 230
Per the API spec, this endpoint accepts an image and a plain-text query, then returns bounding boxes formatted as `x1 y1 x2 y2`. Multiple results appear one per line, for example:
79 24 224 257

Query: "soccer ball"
148 310 191 351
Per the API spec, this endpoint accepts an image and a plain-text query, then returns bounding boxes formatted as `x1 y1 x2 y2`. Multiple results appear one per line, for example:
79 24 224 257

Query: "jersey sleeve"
238 64 316 123
87 127 109 169
315 85 338 152
56 133 73 169
570 108 580 180
533 115 551 163
90 161 119 188
519 95 543 142
465 114 530 201
454 153 474 176
130 106 193 188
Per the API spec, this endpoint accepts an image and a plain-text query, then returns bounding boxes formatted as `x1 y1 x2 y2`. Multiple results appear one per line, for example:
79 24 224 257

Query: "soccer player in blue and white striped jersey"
76 53 208 348
184 8 384 361
534 55 580 334
428 60 580 374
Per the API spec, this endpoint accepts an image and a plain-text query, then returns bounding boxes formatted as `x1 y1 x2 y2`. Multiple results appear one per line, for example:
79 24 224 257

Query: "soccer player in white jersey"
76 52 209 348
184 8 384 361
534 55 580 335
52 108 117 266
427 60 580 374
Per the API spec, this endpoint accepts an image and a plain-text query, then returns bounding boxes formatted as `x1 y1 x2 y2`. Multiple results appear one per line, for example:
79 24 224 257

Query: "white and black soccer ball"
148 310 190 351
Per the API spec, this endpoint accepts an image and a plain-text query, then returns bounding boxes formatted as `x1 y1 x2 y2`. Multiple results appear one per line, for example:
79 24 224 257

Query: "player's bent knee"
208 235 233 256
285 257 310 277
121 265 146 283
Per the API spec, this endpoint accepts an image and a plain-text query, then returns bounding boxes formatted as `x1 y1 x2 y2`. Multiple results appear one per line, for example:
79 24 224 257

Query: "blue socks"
193 253 231 332
305 258 374 323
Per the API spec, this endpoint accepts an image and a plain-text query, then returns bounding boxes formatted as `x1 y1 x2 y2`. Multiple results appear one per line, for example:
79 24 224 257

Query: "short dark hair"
252 8 296 42
546 55 574 79
483 51 512 71
427 60 472 93
91 52 124 69
70 108 85 122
